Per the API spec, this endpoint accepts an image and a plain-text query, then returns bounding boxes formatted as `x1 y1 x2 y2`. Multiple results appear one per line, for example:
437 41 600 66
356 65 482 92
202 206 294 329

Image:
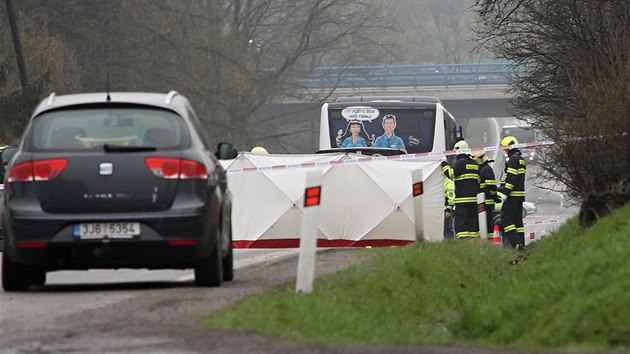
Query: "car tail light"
145 157 180 179
144 158 208 180
179 160 208 179
8 163 34 182
7 159 68 182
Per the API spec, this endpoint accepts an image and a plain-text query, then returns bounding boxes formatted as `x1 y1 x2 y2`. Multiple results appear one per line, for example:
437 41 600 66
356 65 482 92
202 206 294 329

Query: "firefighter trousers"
454 203 479 239
500 200 524 249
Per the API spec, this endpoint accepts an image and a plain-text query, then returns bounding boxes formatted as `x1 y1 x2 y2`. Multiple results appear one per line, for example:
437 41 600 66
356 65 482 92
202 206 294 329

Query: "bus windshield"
327 107 436 154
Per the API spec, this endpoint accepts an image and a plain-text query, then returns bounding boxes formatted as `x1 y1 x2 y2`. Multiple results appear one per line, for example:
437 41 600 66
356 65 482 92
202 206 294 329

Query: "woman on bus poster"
337 119 374 147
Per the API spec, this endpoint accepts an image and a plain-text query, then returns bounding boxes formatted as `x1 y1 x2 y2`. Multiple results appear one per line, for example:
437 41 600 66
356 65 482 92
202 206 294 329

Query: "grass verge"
203 203 630 352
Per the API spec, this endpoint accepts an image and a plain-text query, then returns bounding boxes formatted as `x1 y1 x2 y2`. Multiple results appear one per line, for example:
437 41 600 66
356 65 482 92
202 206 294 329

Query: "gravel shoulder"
1 249 542 353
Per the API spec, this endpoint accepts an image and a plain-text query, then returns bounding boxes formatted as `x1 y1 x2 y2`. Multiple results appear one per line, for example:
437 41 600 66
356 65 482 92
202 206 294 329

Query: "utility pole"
6 0 28 88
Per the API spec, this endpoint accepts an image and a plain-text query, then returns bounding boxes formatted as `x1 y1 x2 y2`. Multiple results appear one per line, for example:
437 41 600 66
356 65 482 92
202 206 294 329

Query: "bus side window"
444 117 457 149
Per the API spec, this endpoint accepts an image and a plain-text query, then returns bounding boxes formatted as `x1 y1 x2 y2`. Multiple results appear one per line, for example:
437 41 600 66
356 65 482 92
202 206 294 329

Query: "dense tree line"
474 0 630 226
0 0 79 142
1 0 481 149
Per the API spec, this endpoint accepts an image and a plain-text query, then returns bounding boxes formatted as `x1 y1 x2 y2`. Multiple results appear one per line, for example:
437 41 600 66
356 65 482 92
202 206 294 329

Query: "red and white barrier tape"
524 218 566 227
524 218 567 240
226 140 556 175
227 130 629 175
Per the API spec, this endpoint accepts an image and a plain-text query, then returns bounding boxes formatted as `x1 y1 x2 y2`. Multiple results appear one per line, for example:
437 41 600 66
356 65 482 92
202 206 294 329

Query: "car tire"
2 252 31 291
194 229 223 287
222 238 234 282
30 270 47 286
221 212 234 281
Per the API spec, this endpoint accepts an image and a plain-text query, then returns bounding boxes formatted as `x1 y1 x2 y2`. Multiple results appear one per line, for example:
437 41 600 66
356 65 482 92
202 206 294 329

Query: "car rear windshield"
27 107 188 151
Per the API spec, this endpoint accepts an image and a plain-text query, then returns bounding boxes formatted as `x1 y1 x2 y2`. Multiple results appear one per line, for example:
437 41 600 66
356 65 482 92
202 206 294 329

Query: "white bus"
319 96 461 157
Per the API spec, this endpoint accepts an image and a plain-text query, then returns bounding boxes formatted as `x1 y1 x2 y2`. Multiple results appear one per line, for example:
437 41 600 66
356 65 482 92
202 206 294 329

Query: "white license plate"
73 222 141 239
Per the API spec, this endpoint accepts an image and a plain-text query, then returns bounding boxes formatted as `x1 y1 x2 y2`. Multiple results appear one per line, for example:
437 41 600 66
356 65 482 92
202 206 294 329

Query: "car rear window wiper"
103 144 157 152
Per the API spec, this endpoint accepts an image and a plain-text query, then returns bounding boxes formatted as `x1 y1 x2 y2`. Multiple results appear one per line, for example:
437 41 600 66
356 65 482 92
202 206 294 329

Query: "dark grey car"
1 91 238 291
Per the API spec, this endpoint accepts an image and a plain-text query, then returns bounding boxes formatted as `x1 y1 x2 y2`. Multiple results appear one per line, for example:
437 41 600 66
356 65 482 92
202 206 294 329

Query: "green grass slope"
204 203 630 352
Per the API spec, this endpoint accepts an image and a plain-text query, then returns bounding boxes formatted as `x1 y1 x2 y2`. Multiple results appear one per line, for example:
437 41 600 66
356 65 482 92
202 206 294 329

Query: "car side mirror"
0 146 16 189
216 142 238 160
1 146 17 166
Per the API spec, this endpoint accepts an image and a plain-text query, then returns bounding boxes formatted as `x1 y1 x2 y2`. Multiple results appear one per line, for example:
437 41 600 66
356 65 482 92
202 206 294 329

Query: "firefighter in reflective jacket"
441 160 455 239
496 136 526 250
473 150 497 239
453 140 480 239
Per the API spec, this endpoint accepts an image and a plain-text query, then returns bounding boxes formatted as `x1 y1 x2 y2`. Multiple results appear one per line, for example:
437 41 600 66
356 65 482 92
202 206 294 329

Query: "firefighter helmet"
500 136 519 149
473 151 489 164
251 146 269 154
454 140 469 151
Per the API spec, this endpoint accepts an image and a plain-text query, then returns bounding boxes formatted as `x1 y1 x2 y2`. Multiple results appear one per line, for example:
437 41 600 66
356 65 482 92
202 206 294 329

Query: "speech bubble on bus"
341 106 380 121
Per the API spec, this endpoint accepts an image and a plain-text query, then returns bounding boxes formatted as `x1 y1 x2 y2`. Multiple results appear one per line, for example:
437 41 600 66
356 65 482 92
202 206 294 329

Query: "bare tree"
383 0 488 64
0 2 79 142
197 0 396 149
21 0 395 151
474 0 630 226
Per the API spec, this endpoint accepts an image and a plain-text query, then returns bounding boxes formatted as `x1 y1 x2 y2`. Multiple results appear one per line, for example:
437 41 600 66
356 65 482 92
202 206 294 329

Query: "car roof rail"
47 92 56 106
165 90 179 104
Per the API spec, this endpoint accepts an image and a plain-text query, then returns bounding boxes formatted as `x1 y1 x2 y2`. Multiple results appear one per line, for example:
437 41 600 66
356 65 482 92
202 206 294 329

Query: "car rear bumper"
6 240 214 269
4 211 218 269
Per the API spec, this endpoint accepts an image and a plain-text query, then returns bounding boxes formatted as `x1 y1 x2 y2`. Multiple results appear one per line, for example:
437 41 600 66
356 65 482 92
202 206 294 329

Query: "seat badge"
99 162 114 176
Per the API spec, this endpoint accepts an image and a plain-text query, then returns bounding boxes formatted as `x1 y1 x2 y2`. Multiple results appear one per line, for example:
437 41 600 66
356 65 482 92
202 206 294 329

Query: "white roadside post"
411 169 424 241
296 170 322 294
477 192 488 241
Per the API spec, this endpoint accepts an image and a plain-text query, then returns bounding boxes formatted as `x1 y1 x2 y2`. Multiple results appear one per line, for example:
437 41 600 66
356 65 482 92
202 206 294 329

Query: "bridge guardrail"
292 62 527 91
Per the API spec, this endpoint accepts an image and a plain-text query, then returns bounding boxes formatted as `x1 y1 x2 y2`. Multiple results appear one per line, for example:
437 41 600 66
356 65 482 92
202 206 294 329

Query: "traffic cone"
492 224 501 244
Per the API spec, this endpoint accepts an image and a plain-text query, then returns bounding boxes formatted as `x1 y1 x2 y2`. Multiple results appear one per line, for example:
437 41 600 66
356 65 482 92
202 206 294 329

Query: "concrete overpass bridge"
324 88 514 119
254 63 518 153
292 62 518 117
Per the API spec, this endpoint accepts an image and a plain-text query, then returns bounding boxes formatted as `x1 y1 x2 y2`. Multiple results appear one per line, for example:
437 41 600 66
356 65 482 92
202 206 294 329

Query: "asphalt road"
0 249 299 329
0 248 377 353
